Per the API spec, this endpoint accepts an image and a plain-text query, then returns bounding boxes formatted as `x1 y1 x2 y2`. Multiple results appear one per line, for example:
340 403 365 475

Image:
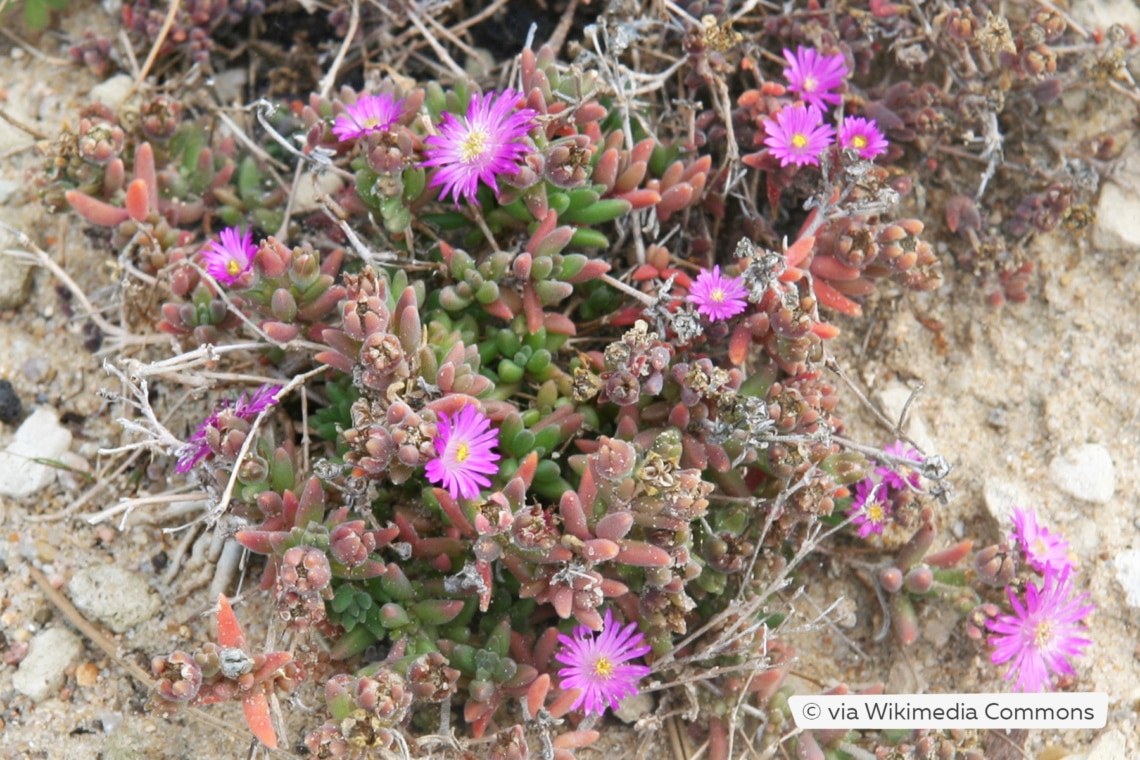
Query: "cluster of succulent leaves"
45 0 1106 756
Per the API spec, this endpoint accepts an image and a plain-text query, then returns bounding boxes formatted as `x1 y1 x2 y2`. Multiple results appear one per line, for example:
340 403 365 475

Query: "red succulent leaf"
214 595 246 650
242 690 277 748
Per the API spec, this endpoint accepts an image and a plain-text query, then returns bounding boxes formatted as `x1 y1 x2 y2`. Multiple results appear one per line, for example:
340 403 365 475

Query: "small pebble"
68 565 160 633
1049 443 1115 504
0 379 22 423
1085 729 1126 760
0 408 74 497
12 627 84 701
1114 549 1140 608
981 478 1032 526
76 661 100 687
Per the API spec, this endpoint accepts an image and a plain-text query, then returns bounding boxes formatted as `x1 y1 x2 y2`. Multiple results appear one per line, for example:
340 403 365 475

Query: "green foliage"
16 0 68 31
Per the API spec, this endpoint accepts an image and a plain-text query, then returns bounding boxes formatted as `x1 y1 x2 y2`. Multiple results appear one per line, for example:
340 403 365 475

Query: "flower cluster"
987 564 1093 692
845 440 923 537
763 46 888 167
979 507 1092 692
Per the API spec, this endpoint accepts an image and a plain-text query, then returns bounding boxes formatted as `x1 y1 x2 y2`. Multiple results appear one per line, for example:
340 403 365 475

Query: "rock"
1049 444 1115 504
612 691 654 724
0 255 33 311
0 408 74 497
982 478 1033 527
874 383 934 453
1085 729 1127 760
0 378 22 422
1114 550 1140 608
89 74 136 109
12 627 84 701
0 179 20 204
68 565 161 633
1093 180 1140 251
289 171 345 216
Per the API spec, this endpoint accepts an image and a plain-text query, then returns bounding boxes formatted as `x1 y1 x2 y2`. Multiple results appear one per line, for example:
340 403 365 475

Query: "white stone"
982 478 1032 526
1114 550 1140 608
0 408 74 497
0 255 33 310
1086 729 1127 760
290 171 345 215
0 179 20 204
68 565 161 633
1093 179 1140 251
874 382 934 453
12 627 83 701
1049 443 1115 504
612 691 654 724
88 74 136 109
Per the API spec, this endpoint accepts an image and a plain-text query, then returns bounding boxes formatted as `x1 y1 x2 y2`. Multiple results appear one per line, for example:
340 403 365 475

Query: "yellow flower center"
803 75 817 92
460 128 490 162
791 133 808 148
711 287 725 303
455 442 470 462
226 259 243 276
866 502 884 524
1034 620 1052 648
362 116 382 129
1032 538 1049 558
852 135 867 149
593 656 614 679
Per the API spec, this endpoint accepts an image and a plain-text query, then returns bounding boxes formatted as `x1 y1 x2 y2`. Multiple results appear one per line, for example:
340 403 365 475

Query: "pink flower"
847 479 890 538
425 405 501 500
555 608 652 717
782 46 847 109
201 227 257 286
332 93 405 141
762 104 835 168
838 116 888 160
421 89 538 207
176 384 280 473
687 265 748 321
233 384 280 418
875 440 923 492
987 567 1094 692
1011 507 1074 575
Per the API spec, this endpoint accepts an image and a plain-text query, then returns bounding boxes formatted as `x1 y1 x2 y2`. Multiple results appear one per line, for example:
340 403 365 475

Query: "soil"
0 1 1138 759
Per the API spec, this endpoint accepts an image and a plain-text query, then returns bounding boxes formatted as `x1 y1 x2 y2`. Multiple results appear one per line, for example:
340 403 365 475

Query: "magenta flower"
687 265 749 321
762 104 835 168
201 227 257 286
1011 507 1074 575
555 608 652 717
233 384 280 418
425 405 501 500
782 46 847 109
987 568 1094 692
875 440 923 492
176 384 280 473
421 89 538 207
847 479 890 538
332 93 405 141
838 116 888 160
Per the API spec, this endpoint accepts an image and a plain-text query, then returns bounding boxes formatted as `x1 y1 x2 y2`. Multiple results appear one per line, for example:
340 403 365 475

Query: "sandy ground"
1 2 1138 759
